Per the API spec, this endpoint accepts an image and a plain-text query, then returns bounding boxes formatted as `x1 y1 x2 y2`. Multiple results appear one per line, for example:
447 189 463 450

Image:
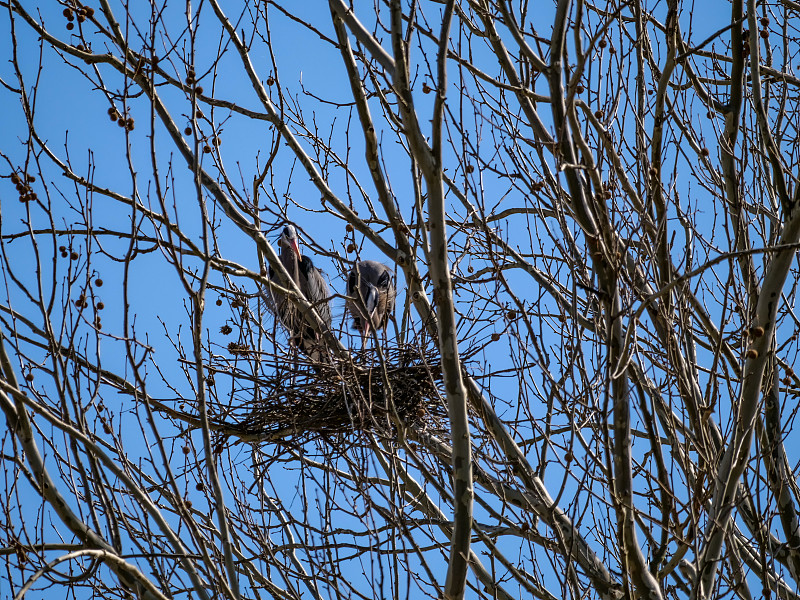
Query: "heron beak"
289 239 301 259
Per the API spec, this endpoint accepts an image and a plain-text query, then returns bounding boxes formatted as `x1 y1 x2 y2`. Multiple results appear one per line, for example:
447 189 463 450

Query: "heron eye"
377 271 390 288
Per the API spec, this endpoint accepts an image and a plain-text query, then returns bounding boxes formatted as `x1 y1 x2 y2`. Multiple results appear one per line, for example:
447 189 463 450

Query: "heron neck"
281 247 301 286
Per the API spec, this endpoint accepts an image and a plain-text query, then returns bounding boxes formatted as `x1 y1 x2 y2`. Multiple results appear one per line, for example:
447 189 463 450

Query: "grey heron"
265 224 332 360
346 260 396 341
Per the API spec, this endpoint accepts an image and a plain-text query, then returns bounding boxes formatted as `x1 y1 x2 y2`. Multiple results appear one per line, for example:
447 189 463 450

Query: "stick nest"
209 343 447 445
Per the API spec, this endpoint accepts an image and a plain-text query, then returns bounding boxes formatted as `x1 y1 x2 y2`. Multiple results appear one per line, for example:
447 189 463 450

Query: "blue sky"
3 1 799 599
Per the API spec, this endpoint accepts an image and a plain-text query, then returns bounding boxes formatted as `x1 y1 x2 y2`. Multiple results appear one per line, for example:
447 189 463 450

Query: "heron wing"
300 256 332 329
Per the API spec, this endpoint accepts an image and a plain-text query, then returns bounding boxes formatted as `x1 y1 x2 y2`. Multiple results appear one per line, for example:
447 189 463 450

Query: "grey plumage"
346 260 396 340
265 225 331 358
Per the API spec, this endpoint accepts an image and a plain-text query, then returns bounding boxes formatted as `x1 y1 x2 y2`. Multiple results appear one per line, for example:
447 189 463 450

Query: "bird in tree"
346 260 396 343
264 224 332 360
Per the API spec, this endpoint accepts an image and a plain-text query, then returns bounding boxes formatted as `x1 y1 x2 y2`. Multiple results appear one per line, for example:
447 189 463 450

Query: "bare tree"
3 1 800 599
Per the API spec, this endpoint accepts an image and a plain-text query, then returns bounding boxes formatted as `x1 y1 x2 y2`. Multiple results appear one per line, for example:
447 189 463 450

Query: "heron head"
278 225 301 258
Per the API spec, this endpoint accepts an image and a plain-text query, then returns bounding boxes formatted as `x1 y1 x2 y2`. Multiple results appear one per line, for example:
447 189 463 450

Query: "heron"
264 224 332 360
346 260 396 342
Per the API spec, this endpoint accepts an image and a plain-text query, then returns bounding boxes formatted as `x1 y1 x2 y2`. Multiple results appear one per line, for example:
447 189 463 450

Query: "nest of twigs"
210 342 447 444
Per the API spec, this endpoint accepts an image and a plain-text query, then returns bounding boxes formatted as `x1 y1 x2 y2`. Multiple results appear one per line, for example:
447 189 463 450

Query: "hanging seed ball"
26 174 35 182
66 22 74 30
220 324 232 335
595 110 604 119
466 164 474 173
203 145 212 154
212 136 221 146
598 39 607 48
345 223 354 232
195 482 204 491
184 126 192 136
195 86 204 95
196 109 204 119
117 118 126 127
59 246 66 252
206 376 215 387
507 310 517 320
77 13 85 23
422 82 432 94
63 8 72 18
25 373 34 382
707 111 713 119
70 251 79 260
746 348 759 359
95 278 103 287
347 243 356 253
97 302 105 310
126 118 135 130
85 6 94 18
110 112 118 122
760 30 769 39
576 84 585 93
760 17 769 26
15 183 25 193
10 173 20 184
76 44 85 52
215 298 222 306
267 76 275 86
182 445 191 455
103 423 112 434
750 326 765 337
61 251 68 258
491 333 501 342
701 148 710 156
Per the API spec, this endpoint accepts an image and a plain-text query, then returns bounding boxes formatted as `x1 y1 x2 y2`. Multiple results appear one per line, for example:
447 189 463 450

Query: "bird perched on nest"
264 224 332 360
346 260 396 342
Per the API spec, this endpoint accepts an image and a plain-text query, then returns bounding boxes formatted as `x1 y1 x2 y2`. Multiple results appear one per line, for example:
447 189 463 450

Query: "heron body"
265 225 331 359
346 260 396 340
